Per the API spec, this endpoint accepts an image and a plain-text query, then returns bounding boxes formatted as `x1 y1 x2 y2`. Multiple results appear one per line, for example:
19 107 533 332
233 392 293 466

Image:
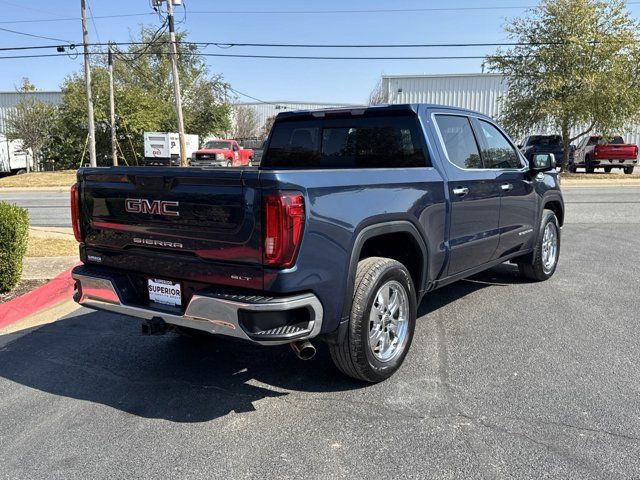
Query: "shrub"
0 201 29 293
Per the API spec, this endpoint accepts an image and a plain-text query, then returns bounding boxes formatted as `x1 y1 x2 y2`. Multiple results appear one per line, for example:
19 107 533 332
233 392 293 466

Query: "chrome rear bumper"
71 266 323 345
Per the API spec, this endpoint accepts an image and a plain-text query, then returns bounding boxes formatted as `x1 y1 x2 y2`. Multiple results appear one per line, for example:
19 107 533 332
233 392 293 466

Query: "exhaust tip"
290 340 316 361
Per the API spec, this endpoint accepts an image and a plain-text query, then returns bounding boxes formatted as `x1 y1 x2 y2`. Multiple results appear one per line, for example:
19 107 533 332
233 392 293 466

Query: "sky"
1 0 640 104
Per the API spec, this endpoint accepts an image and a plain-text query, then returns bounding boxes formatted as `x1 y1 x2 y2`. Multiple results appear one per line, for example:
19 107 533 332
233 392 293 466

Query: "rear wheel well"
358 232 423 291
544 200 564 226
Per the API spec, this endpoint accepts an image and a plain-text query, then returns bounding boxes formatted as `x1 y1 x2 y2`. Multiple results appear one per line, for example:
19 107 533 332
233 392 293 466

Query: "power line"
0 26 74 44
0 39 624 54
86 0 102 46
0 0 66 19
184 2 640 14
228 86 277 105
0 52 512 61
2 1 640 24
0 13 153 24
201 41 561 49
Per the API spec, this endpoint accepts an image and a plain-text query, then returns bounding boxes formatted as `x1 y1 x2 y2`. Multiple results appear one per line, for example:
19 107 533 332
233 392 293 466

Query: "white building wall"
382 73 640 147
0 91 63 134
384 74 508 119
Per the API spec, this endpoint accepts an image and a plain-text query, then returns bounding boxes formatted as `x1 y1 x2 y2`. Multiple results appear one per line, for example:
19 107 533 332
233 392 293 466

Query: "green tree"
4 80 57 172
487 0 640 167
51 26 231 167
260 115 276 140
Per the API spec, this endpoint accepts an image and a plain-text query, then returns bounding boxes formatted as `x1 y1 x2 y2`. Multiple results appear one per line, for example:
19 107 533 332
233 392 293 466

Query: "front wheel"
226 159 232 167
329 257 417 383
625 166 635 175
518 209 560 281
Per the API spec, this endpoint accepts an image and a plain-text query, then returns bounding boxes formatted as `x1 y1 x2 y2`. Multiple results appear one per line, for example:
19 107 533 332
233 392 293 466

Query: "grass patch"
27 236 78 257
0 170 77 188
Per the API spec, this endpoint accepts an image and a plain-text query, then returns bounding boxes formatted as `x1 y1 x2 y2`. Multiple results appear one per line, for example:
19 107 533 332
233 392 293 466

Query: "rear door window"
477 120 522 169
434 114 482 169
263 114 429 168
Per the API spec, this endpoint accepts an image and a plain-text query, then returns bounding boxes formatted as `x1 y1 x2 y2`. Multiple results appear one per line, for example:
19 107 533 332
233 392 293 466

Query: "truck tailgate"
78 167 264 289
595 144 638 159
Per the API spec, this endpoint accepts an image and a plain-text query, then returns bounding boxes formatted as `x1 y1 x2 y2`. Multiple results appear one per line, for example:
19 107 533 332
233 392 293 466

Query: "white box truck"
143 132 199 166
0 135 33 175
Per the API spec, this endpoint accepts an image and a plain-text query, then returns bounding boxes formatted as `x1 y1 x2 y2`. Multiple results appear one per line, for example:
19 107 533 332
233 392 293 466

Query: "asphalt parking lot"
1 186 639 479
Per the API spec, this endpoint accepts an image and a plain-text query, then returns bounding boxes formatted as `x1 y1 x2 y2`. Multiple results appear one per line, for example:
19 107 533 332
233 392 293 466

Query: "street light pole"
166 0 187 166
108 43 117 166
80 0 97 167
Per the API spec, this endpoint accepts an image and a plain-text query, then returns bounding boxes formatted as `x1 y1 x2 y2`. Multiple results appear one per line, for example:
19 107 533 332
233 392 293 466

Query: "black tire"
14 169 27 175
584 157 595 173
329 257 417 383
604 167 612 173
518 209 560 281
226 159 232 167
585 157 595 174
567 164 577 173
625 166 635 175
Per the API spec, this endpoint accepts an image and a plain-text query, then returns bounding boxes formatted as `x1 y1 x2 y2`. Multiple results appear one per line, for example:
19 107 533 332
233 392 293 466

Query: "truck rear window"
589 136 624 145
528 135 562 146
263 114 429 168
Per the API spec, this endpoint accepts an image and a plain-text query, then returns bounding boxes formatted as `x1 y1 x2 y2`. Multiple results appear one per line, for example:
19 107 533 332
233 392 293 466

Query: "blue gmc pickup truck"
71 104 564 383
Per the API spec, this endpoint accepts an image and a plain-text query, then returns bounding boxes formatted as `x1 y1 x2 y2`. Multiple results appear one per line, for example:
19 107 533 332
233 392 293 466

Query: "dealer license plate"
148 278 182 307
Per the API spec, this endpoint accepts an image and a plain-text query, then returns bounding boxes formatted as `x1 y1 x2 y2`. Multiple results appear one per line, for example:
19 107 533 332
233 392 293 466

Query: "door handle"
500 183 514 191
452 187 469 196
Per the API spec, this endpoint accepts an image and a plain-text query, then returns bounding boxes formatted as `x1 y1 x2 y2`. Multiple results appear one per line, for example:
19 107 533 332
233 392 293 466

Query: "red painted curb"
0 266 77 330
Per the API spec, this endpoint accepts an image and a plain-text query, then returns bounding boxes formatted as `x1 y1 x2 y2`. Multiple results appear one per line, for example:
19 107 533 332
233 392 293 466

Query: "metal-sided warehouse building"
2 74 640 145
380 73 640 146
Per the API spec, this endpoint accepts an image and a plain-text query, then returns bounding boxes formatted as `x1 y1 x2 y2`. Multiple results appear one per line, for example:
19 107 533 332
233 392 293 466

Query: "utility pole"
108 43 118 166
166 0 187 166
80 0 97 167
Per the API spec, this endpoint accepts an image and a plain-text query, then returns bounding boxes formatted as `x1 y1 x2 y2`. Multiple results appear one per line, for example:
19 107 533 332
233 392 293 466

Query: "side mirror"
530 153 556 172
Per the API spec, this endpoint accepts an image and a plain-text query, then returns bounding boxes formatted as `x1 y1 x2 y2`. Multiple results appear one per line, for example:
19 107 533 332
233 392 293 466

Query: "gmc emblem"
125 198 179 217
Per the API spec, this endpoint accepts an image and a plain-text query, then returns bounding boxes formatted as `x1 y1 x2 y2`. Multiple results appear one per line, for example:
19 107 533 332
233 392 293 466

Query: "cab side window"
477 120 521 169
434 115 482 169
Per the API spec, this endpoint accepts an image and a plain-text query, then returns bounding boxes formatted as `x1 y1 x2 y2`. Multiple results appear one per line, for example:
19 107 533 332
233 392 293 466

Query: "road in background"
2 186 639 229
1 186 639 478
0 191 70 228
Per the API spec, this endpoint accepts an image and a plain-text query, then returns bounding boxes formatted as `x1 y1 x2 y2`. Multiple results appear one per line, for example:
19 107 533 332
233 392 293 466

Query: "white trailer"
143 132 199 166
0 135 33 175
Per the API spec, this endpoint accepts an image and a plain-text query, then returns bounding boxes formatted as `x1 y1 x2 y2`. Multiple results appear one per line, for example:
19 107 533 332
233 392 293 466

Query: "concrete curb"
0 266 76 330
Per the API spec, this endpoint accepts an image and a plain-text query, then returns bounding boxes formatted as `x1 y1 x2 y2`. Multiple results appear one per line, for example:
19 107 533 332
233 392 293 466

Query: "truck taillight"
70 183 83 242
263 192 305 268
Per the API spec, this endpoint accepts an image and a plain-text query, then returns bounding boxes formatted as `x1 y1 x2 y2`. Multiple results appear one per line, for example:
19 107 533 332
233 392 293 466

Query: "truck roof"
273 103 492 121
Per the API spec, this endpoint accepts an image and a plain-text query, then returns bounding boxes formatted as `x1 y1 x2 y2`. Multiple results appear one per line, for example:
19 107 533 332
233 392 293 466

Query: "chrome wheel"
541 222 558 273
369 280 409 362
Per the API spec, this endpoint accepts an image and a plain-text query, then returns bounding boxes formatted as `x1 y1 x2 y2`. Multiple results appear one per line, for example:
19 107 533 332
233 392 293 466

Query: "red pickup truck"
572 135 638 174
190 140 254 167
